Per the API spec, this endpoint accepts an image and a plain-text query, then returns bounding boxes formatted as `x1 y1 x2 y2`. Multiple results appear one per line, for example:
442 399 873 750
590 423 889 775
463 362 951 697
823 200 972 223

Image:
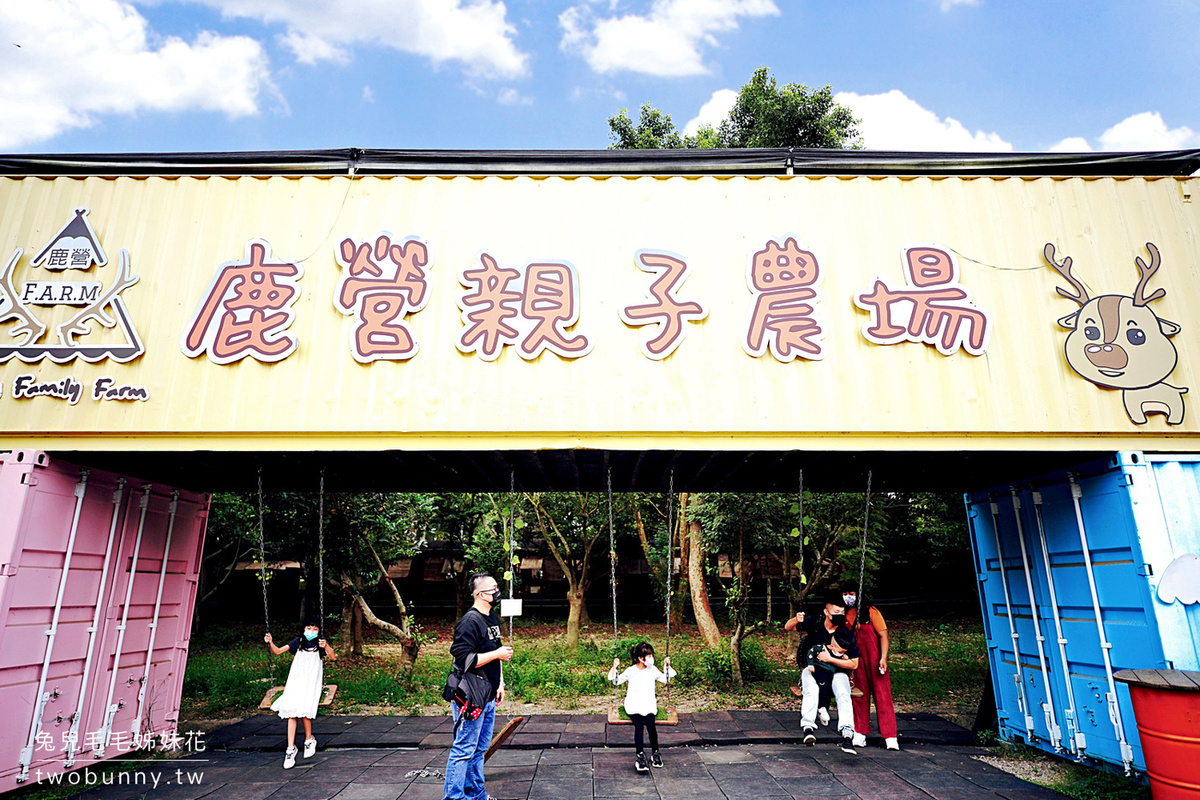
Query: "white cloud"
1047 136 1092 153
199 0 528 79
362 85 375 103
560 0 779 77
939 0 980 11
497 87 532 106
835 89 1012 151
1098 111 1198 151
1048 112 1199 153
683 88 737 136
0 0 272 150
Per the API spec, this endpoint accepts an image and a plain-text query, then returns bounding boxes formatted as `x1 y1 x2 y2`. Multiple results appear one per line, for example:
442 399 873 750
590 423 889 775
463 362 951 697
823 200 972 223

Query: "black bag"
442 654 493 730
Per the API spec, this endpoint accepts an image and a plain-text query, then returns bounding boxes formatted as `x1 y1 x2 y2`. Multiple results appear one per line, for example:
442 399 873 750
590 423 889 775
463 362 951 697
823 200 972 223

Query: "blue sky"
2 0 1198 154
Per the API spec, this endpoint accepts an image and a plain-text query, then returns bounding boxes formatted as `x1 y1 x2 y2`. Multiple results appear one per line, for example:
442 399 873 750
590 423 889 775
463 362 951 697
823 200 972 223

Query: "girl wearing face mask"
608 641 676 773
265 615 336 769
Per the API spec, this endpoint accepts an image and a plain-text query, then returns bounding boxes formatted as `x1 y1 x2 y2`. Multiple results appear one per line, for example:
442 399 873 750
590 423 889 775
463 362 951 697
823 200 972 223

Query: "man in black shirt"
785 594 860 748
444 573 512 800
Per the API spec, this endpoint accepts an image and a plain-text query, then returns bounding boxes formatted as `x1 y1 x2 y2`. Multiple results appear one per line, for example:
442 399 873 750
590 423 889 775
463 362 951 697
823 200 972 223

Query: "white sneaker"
817 708 830 726
885 737 900 751
283 746 297 769
852 733 867 748
303 738 316 758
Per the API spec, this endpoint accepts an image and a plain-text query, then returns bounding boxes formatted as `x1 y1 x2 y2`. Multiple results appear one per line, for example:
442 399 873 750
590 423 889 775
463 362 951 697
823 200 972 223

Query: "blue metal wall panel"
964 452 1200 775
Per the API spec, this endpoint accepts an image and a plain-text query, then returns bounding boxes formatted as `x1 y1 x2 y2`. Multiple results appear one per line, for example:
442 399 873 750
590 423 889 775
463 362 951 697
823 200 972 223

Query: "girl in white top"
607 641 676 773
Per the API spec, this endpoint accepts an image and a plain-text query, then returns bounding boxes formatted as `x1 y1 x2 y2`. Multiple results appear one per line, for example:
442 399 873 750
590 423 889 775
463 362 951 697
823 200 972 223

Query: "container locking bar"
1010 488 1063 751
1067 474 1134 775
18 471 89 783
96 484 152 758
989 500 1035 740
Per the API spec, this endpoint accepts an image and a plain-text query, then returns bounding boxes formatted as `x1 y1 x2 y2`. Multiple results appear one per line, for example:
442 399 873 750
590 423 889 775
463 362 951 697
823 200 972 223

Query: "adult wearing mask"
842 587 899 750
784 594 859 746
444 573 512 800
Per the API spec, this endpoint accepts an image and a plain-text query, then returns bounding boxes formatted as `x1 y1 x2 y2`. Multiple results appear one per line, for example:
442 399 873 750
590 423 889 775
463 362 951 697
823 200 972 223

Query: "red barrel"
1115 669 1200 799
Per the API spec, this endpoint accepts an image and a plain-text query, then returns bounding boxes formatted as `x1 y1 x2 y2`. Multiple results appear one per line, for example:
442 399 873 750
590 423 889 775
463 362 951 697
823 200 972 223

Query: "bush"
700 639 772 686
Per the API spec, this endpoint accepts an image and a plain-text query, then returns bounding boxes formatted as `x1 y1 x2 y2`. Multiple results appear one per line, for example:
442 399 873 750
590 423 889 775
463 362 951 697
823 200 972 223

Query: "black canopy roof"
2 147 1199 176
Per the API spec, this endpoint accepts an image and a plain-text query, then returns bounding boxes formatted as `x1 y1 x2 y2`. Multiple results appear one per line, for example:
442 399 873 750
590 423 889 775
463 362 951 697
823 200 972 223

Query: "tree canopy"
607 66 861 150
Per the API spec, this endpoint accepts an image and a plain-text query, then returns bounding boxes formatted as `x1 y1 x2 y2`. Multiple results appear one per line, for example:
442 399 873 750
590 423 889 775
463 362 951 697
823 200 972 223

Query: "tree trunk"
566 586 586 650
730 620 745 688
350 600 364 656
671 494 689 629
688 520 722 648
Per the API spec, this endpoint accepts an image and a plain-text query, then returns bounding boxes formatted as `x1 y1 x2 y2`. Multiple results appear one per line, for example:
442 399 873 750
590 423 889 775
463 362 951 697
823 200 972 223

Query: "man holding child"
784 594 860 750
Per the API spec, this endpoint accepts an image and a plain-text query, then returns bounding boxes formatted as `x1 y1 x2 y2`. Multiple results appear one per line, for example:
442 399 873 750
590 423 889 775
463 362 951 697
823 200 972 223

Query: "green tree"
718 66 860 149
690 492 793 686
325 492 436 671
607 66 860 150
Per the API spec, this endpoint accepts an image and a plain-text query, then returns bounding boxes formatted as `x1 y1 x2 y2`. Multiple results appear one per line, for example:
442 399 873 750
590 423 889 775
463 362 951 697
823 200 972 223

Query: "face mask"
830 613 847 627
843 594 857 607
488 589 502 605
304 630 318 641
643 655 655 668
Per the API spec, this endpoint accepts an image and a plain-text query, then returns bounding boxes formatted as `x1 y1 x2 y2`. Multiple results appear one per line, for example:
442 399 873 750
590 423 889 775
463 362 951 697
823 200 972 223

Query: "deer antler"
57 249 139 346
1044 243 1090 307
1132 242 1166 307
0 247 47 346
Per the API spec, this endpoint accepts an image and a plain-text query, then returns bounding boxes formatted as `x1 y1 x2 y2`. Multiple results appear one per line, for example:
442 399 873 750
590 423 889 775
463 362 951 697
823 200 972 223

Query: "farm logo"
1045 241 1187 425
0 208 144 364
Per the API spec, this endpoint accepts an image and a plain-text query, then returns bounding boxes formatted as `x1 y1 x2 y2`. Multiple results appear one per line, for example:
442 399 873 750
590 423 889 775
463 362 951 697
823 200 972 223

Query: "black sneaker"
803 728 817 746
650 751 663 768
840 733 858 755
635 752 649 773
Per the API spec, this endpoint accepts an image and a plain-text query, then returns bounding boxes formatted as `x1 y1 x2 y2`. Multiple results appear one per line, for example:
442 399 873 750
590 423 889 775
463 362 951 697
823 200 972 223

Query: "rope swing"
607 467 678 725
257 466 337 710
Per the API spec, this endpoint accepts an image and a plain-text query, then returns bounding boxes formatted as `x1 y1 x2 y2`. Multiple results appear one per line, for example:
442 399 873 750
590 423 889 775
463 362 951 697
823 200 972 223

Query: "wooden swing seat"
608 705 678 725
259 684 338 710
788 685 864 699
484 716 524 761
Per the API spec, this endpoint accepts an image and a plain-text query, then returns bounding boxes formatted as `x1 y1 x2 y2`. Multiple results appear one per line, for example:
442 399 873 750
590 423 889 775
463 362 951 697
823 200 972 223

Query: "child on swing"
264 615 335 769
608 641 676 773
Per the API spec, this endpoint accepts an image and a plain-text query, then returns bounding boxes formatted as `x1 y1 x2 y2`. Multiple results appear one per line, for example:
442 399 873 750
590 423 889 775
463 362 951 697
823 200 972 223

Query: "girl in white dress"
608 641 676 774
264 616 335 768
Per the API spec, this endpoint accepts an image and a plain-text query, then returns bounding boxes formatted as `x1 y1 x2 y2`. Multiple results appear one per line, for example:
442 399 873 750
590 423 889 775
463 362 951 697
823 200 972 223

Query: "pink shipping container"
0 449 208 792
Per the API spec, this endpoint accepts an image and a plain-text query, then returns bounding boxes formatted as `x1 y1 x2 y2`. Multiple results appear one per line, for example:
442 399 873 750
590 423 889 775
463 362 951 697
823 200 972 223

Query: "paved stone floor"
69 713 1068 799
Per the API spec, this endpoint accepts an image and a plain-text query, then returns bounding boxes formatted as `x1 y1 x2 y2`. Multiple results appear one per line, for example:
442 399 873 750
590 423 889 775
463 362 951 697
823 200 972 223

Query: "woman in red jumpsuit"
843 588 899 750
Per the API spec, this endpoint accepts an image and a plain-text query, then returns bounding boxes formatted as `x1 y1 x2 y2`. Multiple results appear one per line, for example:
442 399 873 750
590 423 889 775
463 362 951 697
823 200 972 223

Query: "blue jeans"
443 700 495 800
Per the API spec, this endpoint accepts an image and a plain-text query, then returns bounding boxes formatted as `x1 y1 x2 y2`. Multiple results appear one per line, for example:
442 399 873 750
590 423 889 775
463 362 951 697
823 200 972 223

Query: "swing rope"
855 470 873 629
318 468 325 629
256 467 274 686
797 468 805 599
608 467 618 708
664 469 673 704
508 469 515 644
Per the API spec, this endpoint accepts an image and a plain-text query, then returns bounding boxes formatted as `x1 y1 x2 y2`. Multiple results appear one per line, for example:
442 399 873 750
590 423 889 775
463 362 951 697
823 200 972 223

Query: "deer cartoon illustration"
1045 241 1187 425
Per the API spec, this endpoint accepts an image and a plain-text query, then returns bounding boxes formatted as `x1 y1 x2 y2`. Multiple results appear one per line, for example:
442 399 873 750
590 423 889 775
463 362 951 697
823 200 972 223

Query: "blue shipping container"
966 452 1200 774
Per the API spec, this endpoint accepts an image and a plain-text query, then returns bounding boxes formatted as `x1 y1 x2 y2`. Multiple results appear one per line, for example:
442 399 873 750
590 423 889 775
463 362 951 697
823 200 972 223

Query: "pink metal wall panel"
0 450 208 793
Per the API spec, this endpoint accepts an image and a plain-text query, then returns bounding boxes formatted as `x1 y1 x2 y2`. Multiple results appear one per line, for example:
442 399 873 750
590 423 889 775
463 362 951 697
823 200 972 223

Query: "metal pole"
18 471 89 782
131 490 179 739
64 478 126 768
97 483 152 757
1067 474 1134 774
1010 488 1062 751
1032 489 1086 759
988 499 1035 740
